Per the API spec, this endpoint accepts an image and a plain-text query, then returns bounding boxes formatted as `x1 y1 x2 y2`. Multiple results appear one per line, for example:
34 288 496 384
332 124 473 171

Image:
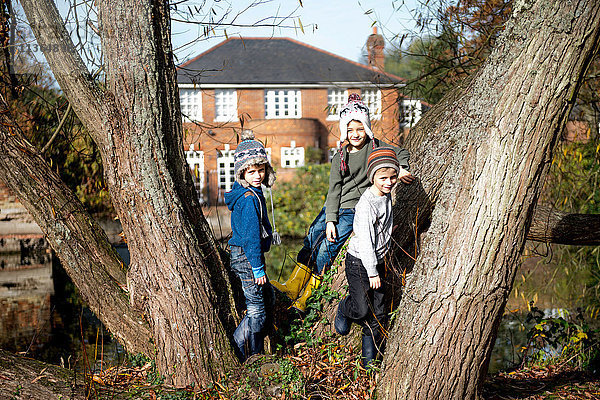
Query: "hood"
224 181 256 211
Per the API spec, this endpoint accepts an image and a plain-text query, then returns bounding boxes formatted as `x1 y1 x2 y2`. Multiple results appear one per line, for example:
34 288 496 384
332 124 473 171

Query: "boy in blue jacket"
224 130 276 362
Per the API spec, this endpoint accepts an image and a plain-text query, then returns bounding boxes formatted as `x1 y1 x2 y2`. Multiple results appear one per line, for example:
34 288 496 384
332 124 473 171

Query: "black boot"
334 302 350 335
233 315 250 362
361 334 377 369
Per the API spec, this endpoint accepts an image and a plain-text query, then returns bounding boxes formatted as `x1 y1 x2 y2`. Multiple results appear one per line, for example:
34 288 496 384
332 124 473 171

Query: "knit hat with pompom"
337 93 376 175
233 130 276 188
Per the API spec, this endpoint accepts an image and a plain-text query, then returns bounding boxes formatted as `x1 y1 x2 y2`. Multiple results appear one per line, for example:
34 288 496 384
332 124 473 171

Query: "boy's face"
372 168 398 196
347 120 367 150
243 164 266 188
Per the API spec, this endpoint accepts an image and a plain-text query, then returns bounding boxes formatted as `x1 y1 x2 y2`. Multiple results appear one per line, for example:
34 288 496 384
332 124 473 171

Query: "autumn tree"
1 0 239 386
377 0 600 398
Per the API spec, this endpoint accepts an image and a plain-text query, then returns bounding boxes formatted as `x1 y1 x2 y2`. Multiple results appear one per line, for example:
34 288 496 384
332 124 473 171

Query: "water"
0 237 126 373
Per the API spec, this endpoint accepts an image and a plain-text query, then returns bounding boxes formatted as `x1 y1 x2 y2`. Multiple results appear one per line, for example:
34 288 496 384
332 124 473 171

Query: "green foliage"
272 164 330 238
284 250 344 346
13 85 113 215
276 358 303 392
127 354 164 385
385 26 461 104
523 307 599 370
544 136 600 306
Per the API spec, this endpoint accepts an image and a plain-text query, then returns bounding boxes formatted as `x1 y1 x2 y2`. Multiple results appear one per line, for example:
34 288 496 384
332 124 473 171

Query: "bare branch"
528 205 600 245
41 102 71 153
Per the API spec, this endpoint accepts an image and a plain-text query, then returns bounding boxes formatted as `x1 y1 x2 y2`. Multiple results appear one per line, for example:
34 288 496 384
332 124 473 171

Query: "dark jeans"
230 245 274 336
338 253 386 338
297 207 355 274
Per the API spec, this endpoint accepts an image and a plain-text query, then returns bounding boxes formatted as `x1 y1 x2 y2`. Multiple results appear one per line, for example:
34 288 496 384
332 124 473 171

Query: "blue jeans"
230 245 274 358
297 207 355 274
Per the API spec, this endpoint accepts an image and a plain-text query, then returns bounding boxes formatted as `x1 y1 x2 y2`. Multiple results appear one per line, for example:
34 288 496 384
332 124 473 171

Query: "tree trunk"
378 0 600 399
0 112 153 356
15 0 239 386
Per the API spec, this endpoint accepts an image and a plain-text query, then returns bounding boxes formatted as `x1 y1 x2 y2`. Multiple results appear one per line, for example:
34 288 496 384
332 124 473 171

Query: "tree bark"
15 0 239 386
528 205 600 245
0 349 89 400
0 112 153 356
378 0 600 399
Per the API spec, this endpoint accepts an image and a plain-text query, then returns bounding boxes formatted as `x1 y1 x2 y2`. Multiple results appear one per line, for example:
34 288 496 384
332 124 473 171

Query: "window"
280 141 304 168
215 89 237 122
399 99 422 127
327 89 348 120
180 89 202 122
217 145 236 191
185 145 205 202
265 89 301 118
362 89 381 120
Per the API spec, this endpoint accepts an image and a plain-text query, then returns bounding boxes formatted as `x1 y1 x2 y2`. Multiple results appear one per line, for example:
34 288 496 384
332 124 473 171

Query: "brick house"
177 28 424 205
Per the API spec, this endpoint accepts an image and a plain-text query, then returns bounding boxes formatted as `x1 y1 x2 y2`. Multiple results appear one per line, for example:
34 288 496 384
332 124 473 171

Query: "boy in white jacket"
334 147 399 368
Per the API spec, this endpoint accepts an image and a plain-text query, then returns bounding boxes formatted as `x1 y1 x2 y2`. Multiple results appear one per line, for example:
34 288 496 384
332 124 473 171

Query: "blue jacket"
224 182 272 278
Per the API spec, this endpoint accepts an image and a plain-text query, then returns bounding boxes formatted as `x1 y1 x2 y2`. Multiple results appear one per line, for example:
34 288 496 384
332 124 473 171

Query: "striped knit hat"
337 93 376 175
233 130 276 188
367 147 399 183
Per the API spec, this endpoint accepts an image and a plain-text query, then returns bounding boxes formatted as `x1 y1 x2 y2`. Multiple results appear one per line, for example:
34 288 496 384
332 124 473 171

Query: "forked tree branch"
0 101 152 355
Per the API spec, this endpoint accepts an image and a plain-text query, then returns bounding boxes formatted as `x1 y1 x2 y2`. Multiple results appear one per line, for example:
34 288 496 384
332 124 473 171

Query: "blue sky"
14 0 422 72
171 0 421 64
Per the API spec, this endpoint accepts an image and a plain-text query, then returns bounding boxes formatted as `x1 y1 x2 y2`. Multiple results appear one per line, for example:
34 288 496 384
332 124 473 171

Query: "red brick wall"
183 87 403 204
0 180 18 205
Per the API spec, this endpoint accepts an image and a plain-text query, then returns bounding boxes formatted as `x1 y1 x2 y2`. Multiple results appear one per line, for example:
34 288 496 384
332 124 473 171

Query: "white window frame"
280 140 305 168
217 145 236 191
399 99 423 127
326 88 348 120
265 89 302 119
362 89 382 120
329 146 339 163
214 89 237 122
179 89 203 122
185 145 205 202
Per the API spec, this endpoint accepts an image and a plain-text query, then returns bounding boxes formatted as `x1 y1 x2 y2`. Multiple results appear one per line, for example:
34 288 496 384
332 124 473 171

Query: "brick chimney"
367 27 385 70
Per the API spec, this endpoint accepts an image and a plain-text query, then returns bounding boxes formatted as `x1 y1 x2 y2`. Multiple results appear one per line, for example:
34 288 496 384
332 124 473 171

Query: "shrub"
271 164 330 238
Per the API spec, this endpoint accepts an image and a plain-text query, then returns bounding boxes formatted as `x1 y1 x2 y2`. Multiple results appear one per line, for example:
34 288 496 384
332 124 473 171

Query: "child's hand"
326 221 337 242
255 275 267 286
398 168 415 184
369 275 381 289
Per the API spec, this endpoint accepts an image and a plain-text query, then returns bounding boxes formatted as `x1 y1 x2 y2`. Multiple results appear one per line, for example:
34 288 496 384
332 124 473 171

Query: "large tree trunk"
378 0 600 399
12 0 239 386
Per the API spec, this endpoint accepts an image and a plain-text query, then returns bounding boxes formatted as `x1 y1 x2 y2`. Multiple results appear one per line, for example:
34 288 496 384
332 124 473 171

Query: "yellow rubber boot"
291 274 322 312
270 262 311 301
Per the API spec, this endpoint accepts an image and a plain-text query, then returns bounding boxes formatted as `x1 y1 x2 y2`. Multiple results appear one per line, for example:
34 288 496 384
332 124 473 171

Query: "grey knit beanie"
233 130 276 188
